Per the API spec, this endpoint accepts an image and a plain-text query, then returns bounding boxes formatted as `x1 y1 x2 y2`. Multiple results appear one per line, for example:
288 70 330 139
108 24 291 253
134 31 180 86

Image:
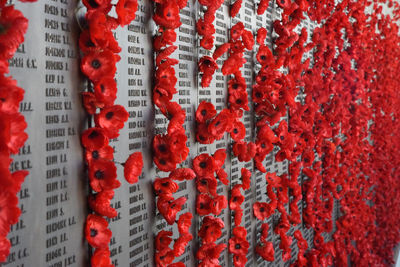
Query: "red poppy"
228 236 249 255
155 45 177 66
216 168 229 185
213 43 230 60
193 153 216 177
200 35 214 50
260 223 269 242
230 22 244 41
196 176 218 196
197 243 226 262
154 177 178 195
155 230 172 251
173 233 193 256
177 212 192 234
232 141 256 162
0 236 10 263
257 45 273 66
241 29 254 50
230 0 242 17
196 101 217 123
82 127 109 151
153 1 182 29
93 77 117 108
211 195 227 215
155 248 175 266
88 190 117 218
0 190 20 236
196 19 215 36
88 159 120 192
168 263 185 267
95 105 128 138
228 74 246 94
82 0 112 11
222 54 246 75
85 214 112 249
91 248 113 267
256 0 270 14
169 168 196 181
233 253 247 267
85 145 114 163
196 193 213 215
157 195 186 225
198 216 224 243
230 184 244 210
253 202 274 220
81 92 99 114
0 112 28 154
233 208 243 226
196 123 216 144
208 109 234 139
0 6 28 62
241 168 251 190
9 170 28 193
122 151 143 184
81 50 116 82
0 75 24 114
116 0 138 26
256 241 274 261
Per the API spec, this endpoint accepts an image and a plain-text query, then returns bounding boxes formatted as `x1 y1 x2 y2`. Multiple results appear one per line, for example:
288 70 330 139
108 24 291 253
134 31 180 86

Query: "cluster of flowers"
196 0 223 51
0 2 33 262
151 0 195 266
78 0 143 265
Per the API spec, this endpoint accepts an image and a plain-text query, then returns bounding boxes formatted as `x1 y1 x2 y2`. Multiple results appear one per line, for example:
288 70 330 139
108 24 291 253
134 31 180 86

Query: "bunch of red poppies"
196 0 223 50
78 0 143 265
0 2 35 262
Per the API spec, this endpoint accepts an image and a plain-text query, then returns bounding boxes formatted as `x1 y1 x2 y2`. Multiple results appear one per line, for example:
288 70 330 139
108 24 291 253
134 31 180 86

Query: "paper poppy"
0 190 20 236
123 152 143 184
230 0 242 17
177 212 192 234
157 195 186 225
81 50 116 82
169 168 196 181
256 241 274 261
0 75 24 114
91 248 113 267
155 230 172 251
230 184 244 210
232 141 256 162
93 76 117 108
95 105 129 138
198 216 224 243
196 176 218 196
211 195 228 215
85 214 112 249
116 0 138 26
208 109 234 139
228 236 249 255
153 0 182 29
213 149 226 169
253 202 274 220
88 190 117 218
154 177 178 195
216 168 229 185
196 193 213 215
82 127 109 151
173 233 193 256
88 159 120 192
241 168 251 190
85 145 114 163
196 101 217 123
193 153 216 177
213 43 230 60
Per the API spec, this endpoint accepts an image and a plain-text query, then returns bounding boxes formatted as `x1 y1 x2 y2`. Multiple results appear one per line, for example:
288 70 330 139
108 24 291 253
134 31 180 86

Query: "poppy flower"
155 249 175 266
85 145 114 163
208 109 234 139
200 35 214 50
155 230 172 251
82 128 109 152
153 1 182 29
154 177 178 195
233 253 247 267
81 50 116 82
230 22 244 41
157 195 186 224
257 45 273 66
196 19 215 36
0 190 20 236
230 184 244 210
222 54 246 75
198 216 224 243
228 236 249 255
0 6 28 62
196 193 213 215
241 30 254 50
229 40 245 54
233 208 243 225
213 43 230 60
85 214 112 249
168 263 185 267
173 233 193 256
197 243 226 262
0 237 10 263
88 159 120 192
93 76 117 108
82 0 112 11
81 92 99 114
230 0 242 17
256 241 274 261
0 75 24 114
241 168 251 190
216 168 229 185
211 195 227 215
253 202 274 220
95 105 128 138
177 212 192 234
196 176 218 196
196 101 217 123
8 170 28 194
0 112 28 154
122 151 143 184
155 45 177 66
169 168 196 181
232 141 256 162
91 248 113 267
228 74 246 94
156 66 177 90
256 27 267 45
116 0 138 26
88 190 117 218
196 123 216 144
193 153 216 177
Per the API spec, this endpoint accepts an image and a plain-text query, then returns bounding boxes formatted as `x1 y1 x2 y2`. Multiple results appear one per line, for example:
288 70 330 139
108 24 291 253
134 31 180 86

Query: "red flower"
196 193 213 215
169 168 196 181
0 236 10 263
85 145 114 163
82 0 112 11
213 149 226 169
154 177 178 195
88 159 120 192
94 77 117 108
253 202 273 220
157 195 186 225
229 184 244 210
200 35 214 50
241 29 254 50
196 176 218 196
241 168 251 190
230 0 242 17
0 6 28 62
177 212 192 234
230 22 244 41
193 153 216 177
196 19 215 36
198 216 224 243
198 56 218 87
208 109 234 139
222 54 246 75
233 253 247 267
116 0 138 26
211 195 227 215
0 75 24 114
95 105 129 138
155 249 175 267
0 112 28 154
85 214 112 249
88 190 117 218
81 50 116 82
91 248 113 267
257 45 273 66
213 43 230 60
197 243 226 261
228 74 246 95
123 152 143 184
196 101 217 123
228 236 249 255
0 190 20 236
156 45 177 66
173 233 193 256
82 127 109 151
256 241 274 261
216 168 229 185
260 223 269 242
234 208 243 225
256 27 267 45
155 230 172 251
81 92 99 114
196 123 216 144
153 1 182 29
232 141 256 162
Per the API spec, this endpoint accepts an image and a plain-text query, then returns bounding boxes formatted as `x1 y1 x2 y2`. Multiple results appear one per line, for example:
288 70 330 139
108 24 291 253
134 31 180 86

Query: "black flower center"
201 179 207 185
88 130 99 139
92 150 99 159
95 170 104 179
236 99 242 104
200 162 207 168
159 159 166 165
90 228 98 237
280 136 284 140
91 59 101 69
235 244 241 249
260 207 265 212
88 0 100 8
261 55 266 60
201 109 207 116
255 92 262 98
158 144 167 153
105 111 114 120
233 128 238 134
233 83 239 89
